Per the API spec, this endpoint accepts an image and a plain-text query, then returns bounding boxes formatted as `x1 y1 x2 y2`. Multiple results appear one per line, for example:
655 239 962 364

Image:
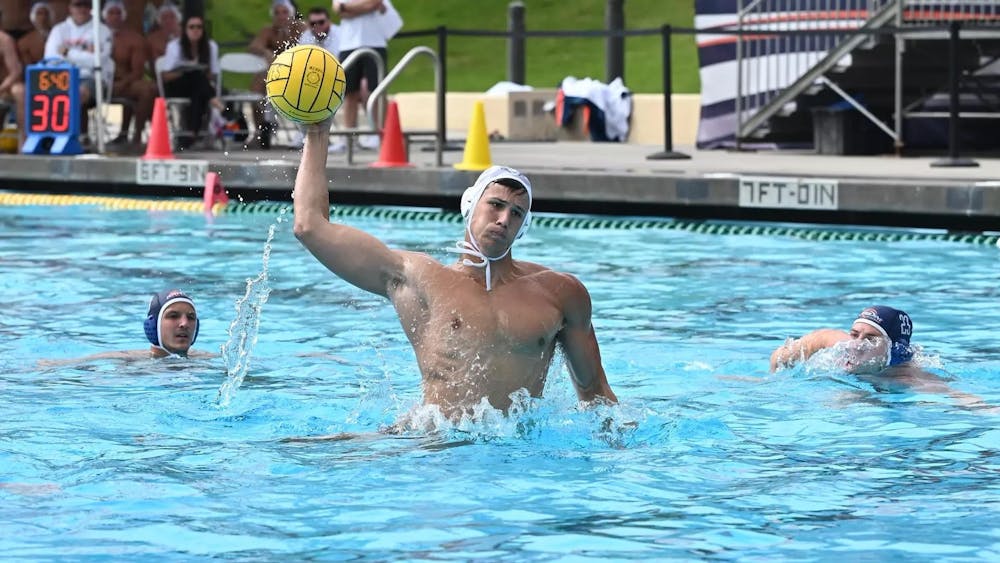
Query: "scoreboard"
22 60 83 155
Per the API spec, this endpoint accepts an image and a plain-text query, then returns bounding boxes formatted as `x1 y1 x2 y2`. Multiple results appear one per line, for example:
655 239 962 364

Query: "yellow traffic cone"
453 100 492 171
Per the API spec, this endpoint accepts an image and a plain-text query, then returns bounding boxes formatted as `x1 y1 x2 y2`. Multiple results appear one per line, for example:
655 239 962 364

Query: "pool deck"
1 139 999 231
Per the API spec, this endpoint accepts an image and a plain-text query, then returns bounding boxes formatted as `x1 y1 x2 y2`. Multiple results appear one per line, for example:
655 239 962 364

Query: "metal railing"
335 48 385 163
366 46 444 167
335 46 443 166
735 0 895 143
735 0 1000 147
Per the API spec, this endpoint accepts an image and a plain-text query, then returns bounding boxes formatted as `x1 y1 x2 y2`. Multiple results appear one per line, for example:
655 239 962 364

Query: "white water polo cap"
451 166 533 291
460 165 533 240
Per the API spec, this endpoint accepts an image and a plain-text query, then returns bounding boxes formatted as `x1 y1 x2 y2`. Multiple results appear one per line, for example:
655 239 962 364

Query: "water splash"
217 209 287 406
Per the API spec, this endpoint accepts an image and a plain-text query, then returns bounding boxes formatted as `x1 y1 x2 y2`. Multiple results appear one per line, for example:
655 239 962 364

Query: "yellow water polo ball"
265 44 346 124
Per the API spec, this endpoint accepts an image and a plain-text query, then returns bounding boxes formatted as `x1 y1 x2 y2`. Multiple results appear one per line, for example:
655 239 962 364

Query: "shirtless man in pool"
770 305 993 410
41 289 210 366
292 120 617 420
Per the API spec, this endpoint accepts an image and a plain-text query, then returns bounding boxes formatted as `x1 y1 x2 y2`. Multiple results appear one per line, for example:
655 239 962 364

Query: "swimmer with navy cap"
39 289 208 367
293 127 618 422
144 289 200 357
768 306 997 410
770 305 914 374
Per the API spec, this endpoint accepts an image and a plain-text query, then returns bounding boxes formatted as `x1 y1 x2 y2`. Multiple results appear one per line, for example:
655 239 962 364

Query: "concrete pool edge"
0 147 998 231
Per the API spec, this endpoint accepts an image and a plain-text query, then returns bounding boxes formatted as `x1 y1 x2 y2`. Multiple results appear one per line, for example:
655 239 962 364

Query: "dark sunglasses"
309 19 328 26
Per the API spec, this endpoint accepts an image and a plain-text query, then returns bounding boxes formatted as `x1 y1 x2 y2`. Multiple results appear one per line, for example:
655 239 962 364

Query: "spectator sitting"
160 14 224 150
146 2 180 64
102 0 156 152
43 0 113 147
0 0 35 40
247 0 305 149
16 2 56 66
0 30 26 152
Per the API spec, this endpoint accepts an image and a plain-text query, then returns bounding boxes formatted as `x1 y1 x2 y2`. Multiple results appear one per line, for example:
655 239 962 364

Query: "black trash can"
812 107 893 155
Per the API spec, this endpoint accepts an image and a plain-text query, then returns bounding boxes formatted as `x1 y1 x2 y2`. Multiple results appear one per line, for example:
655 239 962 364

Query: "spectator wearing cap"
101 0 156 151
17 2 56 66
247 0 305 149
0 30 26 151
146 1 180 63
43 0 113 146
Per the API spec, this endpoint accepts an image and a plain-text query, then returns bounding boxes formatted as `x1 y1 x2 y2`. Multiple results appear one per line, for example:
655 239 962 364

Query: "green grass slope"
208 0 698 93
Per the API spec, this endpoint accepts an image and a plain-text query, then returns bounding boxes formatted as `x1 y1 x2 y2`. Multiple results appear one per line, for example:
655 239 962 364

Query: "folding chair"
154 56 193 144
102 59 137 143
217 53 268 148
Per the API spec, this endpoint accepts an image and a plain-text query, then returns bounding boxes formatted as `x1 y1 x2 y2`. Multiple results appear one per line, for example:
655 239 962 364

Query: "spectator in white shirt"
43 0 114 143
299 6 339 58
160 14 223 150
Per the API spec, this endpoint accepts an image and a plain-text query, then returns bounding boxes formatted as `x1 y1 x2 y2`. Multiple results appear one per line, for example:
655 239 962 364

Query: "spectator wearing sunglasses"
160 14 224 150
298 6 339 58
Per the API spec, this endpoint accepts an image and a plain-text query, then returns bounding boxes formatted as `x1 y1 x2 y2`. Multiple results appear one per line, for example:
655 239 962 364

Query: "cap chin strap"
854 318 892 368
447 225 511 291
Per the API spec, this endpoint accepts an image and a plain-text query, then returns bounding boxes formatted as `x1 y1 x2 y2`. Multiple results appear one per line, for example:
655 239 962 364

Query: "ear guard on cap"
144 289 199 352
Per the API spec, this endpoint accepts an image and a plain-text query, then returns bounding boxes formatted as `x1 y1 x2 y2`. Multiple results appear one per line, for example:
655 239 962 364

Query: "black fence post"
647 24 690 160
605 0 625 83
437 25 447 142
508 1 526 85
931 20 978 168
423 26 461 153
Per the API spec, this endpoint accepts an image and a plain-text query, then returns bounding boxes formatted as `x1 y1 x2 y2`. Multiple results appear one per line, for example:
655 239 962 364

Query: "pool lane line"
2 192 997 246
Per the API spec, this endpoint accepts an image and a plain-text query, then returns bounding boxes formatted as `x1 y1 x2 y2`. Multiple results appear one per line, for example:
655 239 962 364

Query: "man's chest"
394 275 564 354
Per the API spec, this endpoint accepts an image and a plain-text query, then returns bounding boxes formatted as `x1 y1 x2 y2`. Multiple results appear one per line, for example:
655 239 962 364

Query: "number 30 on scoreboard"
22 60 83 155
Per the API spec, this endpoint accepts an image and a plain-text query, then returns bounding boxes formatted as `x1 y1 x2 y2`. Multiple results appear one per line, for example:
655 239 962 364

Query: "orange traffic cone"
143 97 174 160
453 100 492 171
370 101 411 168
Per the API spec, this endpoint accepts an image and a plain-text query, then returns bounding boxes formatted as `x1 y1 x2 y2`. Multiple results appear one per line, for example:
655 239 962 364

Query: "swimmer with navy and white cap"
768 306 997 410
293 131 618 422
38 289 209 367
144 289 200 357
770 305 914 374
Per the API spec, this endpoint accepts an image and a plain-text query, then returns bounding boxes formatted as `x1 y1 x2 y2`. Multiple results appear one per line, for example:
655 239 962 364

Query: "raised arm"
334 0 385 18
556 274 617 404
292 121 406 297
770 328 849 372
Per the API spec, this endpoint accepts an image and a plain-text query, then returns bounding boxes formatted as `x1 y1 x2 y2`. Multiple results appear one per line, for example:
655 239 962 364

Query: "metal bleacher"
731 0 1000 153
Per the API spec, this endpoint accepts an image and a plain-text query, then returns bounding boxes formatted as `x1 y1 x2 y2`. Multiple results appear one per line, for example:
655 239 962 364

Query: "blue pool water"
1 201 998 560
